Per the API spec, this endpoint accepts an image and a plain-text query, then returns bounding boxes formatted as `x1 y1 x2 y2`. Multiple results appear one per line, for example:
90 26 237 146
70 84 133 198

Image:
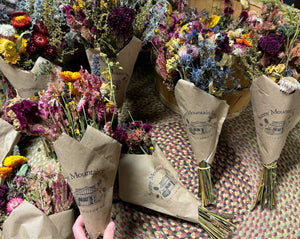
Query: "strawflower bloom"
33 20 48 35
2 155 28 168
0 24 16 40
61 71 81 82
0 166 13 178
205 15 220 28
239 10 249 24
31 32 49 48
0 38 20 64
11 11 31 29
6 197 24 214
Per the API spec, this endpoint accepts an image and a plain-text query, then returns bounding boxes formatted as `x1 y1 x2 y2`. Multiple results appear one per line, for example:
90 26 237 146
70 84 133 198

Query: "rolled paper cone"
174 79 229 205
0 119 21 163
250 75 300 210
3 201 73 239
53 127 121 239
86 37 142 108
0 56 59 98
250 75 300 165
119 143 200 224
174 79 229 165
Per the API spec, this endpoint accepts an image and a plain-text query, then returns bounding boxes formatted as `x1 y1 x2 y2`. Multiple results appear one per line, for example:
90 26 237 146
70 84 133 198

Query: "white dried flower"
279 77 300 94
0 24 16 40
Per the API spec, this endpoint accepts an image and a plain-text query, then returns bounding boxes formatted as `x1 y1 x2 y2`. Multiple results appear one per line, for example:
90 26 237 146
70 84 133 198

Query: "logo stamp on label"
148 167 178 200
183 111 217 138
73 172 107 207
257 109 294 135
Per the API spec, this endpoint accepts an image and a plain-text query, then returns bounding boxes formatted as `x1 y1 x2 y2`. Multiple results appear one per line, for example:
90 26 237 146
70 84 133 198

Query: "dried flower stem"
198 206 236 239
198 161 214 206
250 161 277 211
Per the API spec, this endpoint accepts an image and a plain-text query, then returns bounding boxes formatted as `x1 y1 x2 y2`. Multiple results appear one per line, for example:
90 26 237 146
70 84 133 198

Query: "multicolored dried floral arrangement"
0 146 73 226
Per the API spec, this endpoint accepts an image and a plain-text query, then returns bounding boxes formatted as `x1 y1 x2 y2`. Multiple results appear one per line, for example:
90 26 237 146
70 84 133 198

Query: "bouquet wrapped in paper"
2 200 74 239
250 75 300 210
0 152 74 239
0 8 69 98
54 126 121 239
86 37 142 108
119 143 236 239
175 79 229 206
61 0 176 107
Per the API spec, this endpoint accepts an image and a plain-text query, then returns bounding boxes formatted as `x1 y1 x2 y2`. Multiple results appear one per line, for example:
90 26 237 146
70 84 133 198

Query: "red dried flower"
43 45 57 61
33 20 48 35
11 11 31 29
26 41 39 55
32 32 49 48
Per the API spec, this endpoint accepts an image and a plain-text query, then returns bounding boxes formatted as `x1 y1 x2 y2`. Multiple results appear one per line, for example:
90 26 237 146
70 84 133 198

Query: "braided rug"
20 52 299 238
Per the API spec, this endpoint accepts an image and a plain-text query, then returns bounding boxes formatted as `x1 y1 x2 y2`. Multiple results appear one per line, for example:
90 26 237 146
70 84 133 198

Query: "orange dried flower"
11 11 31 29
0 166 13 178
61 71 81 82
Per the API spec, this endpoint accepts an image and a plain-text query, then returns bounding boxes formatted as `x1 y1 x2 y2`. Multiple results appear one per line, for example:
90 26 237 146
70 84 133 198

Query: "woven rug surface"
19 52 299 238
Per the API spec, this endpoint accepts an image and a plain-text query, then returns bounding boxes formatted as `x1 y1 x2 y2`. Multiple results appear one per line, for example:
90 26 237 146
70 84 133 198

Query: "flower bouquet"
239 1 300 210
118 141 236 239
0 150 74 239
61 1 150 107
33 60 122 238
153 1 261 116
0 9 66 98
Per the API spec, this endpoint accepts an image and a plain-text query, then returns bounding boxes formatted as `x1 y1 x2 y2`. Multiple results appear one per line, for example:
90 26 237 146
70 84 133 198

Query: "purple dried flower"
107 6 136 42
113 125 128 143
9 100 41 131
239 10 249 24
143 123 153 133
224 0 231 3
223 6 235 16
77 9 86 22
0 185 9 198
0 198 7 210
129 120 142 129
258 33 284 55
215 33 232 59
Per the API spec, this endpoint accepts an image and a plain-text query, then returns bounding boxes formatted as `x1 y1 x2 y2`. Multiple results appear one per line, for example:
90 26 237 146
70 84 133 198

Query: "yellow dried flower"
3 155 27 168
0 38 20 64
61 71 81 82
205 15 220 28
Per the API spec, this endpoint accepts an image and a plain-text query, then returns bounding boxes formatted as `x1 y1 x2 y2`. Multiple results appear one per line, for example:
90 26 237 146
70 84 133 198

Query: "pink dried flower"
6 197 24 214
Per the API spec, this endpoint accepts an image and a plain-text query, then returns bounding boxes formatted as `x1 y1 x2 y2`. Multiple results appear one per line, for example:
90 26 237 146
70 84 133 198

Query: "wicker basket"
187 0 262 17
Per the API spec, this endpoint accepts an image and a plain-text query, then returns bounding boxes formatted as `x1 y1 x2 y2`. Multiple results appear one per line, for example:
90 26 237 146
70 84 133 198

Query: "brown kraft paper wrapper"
2 200 74 239
0 56 59 98
0 119 21 163
53 126 121 239
119 143 200 224
250 75 300 165
174 79 229 164
86 37 142 108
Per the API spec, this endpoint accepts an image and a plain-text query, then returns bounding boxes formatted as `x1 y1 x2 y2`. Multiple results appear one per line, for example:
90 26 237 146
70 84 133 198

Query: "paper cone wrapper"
86 37 142 107
53 126 121 239
2 201 74 239
250 75 300 165
0 56 59 98
119 144 200 224
174 80 229 164
0 119 21 163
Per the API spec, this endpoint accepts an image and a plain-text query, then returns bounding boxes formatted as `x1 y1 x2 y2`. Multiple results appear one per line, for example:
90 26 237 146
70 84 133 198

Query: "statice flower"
107 6 136 42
